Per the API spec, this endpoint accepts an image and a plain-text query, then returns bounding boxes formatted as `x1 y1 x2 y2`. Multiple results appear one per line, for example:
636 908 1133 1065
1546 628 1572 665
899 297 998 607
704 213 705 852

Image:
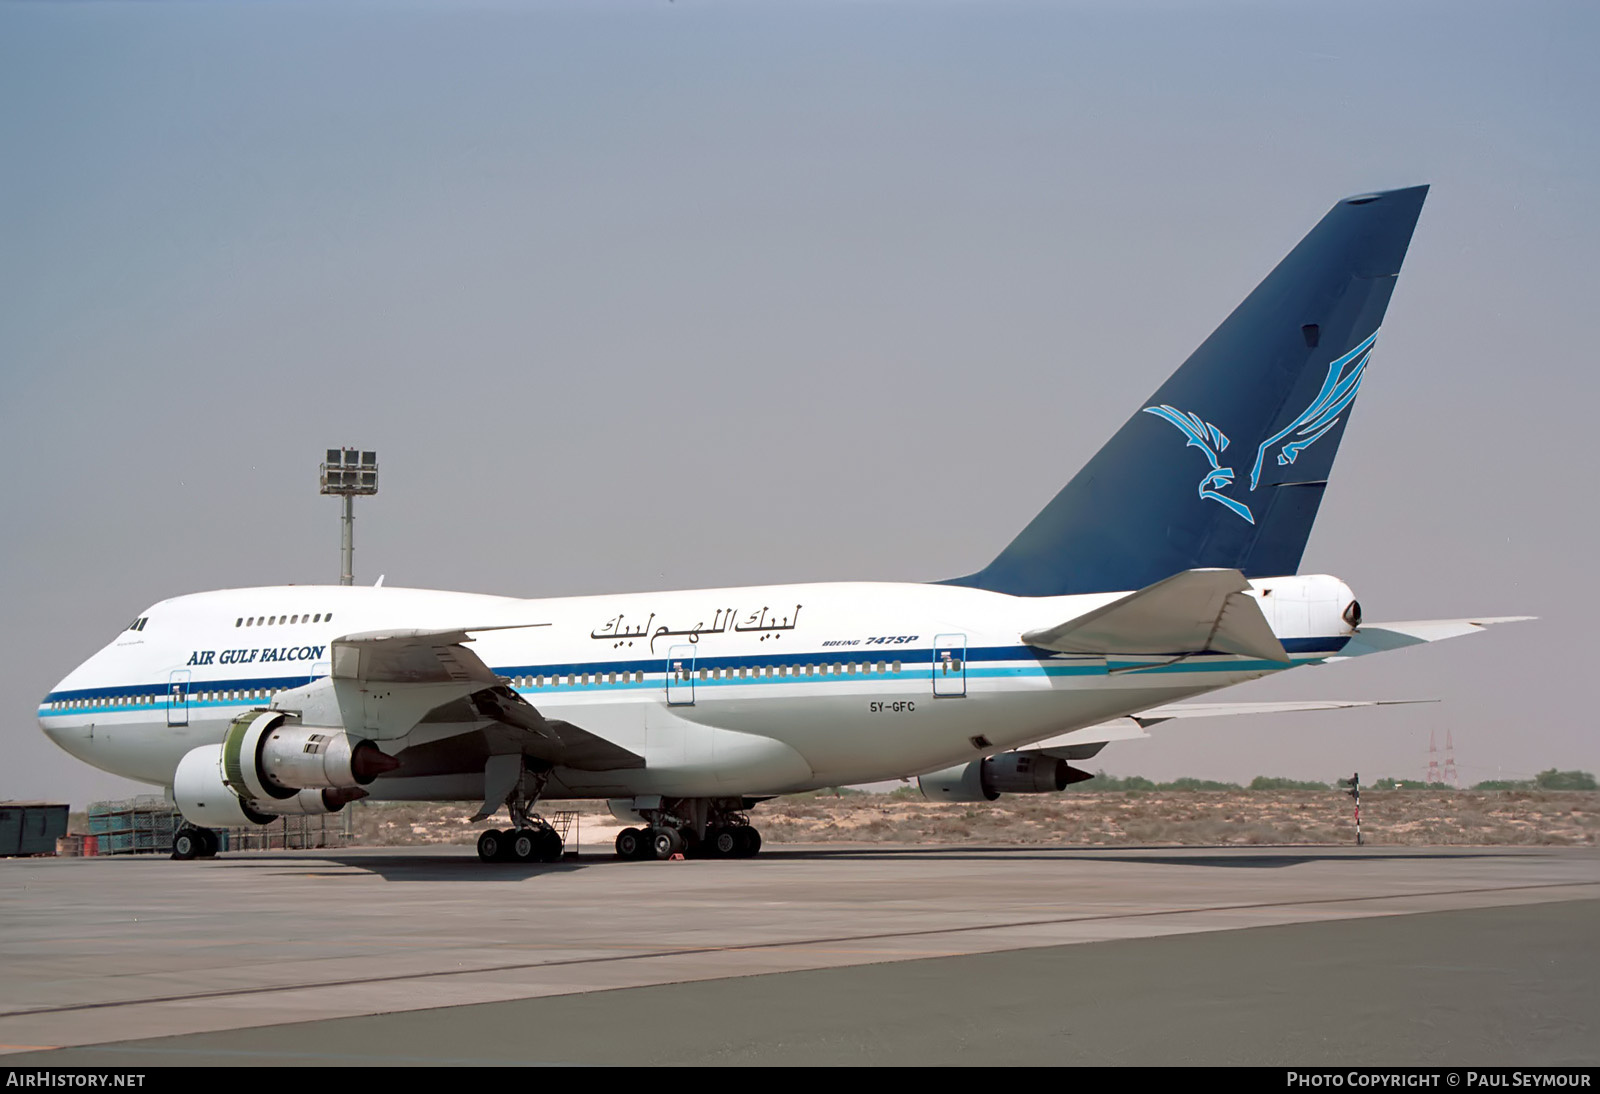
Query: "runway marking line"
1 879 1593 1021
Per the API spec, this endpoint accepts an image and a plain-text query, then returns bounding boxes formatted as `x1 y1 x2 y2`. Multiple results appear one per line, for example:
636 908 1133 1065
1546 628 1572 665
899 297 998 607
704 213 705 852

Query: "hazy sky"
4 1 1597 807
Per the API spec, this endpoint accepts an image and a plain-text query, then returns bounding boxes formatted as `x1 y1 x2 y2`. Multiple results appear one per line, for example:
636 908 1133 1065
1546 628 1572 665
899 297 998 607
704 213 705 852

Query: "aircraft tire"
171 830 201 860
197 829 219 858
509 829 539 863
709 826 739 858
650 827 685 860
615 827 644 859
477 829 506 863
735 826 761 858
537 828 563 862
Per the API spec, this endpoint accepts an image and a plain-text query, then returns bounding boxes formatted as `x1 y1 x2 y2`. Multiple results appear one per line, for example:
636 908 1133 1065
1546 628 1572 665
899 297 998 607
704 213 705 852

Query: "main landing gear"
613 799 764 860
477 824 565 864
171 825 219 860
470 755 568 864
614 823 761 860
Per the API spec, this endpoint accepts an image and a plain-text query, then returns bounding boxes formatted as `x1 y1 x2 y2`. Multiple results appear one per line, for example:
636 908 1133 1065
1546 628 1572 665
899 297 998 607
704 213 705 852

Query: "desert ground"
338 788 1598 850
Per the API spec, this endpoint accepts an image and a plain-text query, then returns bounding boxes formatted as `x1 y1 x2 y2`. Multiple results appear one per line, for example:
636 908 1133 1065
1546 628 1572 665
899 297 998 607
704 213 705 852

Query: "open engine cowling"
171 711 397 828
173 743 371 828
222 710 394 801
918 753 1091 802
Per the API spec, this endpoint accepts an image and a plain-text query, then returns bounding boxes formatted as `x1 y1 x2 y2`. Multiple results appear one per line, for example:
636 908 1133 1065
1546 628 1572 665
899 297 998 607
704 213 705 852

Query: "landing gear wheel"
478 829 506 863
735 826 762 858
709 826 739 858
537 828 564 862
197 829 219 858
615 827 644 860
171 830 201 860
649 827 686 860
509 829 539 863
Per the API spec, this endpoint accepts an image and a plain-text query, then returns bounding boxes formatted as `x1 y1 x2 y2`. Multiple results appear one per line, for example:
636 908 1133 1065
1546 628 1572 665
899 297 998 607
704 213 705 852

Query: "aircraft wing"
1329 617 1534 659
1021 568 1289 663
1017 698 1432 759
468 685 644 772
301 625 644 771
331 625 540 684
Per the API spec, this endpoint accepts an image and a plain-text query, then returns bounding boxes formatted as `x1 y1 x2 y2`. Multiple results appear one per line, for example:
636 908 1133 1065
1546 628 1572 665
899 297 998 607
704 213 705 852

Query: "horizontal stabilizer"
1332 617 1535 660
1021 568 1289 663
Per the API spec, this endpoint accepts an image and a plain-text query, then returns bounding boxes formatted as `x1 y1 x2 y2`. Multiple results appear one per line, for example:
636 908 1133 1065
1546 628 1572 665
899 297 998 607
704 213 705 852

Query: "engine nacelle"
983 752 1076 794
173 744 368 828
919 753 1090 802
222 710 396 803
171 710 396 829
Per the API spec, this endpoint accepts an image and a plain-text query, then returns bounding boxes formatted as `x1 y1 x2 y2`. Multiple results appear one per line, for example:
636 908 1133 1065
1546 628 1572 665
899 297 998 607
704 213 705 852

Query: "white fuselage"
38 576 1355 801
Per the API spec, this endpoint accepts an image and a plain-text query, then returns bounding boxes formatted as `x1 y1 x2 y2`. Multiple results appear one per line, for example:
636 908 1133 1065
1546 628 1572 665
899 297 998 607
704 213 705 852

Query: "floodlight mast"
318 448 378 586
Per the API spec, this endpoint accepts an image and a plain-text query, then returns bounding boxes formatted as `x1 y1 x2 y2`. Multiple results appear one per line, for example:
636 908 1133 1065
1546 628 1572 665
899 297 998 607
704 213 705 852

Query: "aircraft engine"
223 710 397 802
171 711 398 829
918 753 1091 802
173 743 371 828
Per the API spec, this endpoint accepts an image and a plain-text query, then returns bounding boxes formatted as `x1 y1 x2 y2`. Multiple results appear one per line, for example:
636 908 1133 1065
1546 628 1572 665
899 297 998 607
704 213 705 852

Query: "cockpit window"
127 617 148 632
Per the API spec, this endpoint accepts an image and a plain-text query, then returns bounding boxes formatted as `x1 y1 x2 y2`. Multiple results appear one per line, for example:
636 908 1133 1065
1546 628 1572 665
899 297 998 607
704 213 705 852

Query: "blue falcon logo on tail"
1143 332 1378 524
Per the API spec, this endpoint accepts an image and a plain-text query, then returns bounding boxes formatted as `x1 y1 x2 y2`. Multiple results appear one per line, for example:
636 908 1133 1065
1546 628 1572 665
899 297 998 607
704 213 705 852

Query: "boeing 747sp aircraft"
38 185 1525 863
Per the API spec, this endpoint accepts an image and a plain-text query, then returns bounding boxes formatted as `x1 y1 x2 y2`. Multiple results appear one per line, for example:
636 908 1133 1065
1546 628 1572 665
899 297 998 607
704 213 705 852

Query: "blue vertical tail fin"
946 186 1428 597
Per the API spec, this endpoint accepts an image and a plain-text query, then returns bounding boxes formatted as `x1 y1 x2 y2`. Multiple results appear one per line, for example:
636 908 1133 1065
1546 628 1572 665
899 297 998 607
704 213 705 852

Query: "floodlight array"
320 448 379 495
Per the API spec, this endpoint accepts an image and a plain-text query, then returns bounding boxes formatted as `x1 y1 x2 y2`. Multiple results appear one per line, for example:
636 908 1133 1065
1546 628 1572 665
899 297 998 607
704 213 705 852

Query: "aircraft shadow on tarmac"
207 853 596 883
197 844 1546 880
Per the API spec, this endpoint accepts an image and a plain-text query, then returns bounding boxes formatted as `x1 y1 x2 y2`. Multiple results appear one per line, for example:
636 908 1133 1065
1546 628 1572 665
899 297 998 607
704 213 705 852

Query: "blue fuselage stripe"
37 636 1349 711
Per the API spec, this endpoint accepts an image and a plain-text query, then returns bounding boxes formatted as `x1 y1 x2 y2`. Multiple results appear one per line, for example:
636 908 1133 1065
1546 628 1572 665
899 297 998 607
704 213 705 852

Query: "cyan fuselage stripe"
37 636 1349 710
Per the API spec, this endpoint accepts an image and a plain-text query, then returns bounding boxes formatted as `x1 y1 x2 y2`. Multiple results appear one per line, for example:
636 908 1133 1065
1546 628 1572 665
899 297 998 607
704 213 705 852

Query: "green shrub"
1534 769 1598 790
1249 776 1330 791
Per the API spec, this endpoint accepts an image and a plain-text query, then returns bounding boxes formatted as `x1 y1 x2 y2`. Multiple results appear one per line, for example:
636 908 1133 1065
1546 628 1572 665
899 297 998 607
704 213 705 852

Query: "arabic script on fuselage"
590 605 803 652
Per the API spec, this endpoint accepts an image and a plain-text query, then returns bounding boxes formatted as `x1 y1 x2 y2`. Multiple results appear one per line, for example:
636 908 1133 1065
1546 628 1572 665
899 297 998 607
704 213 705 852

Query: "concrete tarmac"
2 845 1596 1065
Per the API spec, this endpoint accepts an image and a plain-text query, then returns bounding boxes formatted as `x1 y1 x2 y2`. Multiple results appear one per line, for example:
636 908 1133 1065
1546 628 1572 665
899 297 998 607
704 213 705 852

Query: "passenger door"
932 634 967 698
666 644 696 706
166 670 191 726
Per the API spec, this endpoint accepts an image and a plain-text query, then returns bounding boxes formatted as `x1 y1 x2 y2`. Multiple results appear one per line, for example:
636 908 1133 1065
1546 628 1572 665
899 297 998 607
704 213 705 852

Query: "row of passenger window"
508 661 910 689
50 689 273 711
51 659 937 710
691 661 909 680
236 613 333 628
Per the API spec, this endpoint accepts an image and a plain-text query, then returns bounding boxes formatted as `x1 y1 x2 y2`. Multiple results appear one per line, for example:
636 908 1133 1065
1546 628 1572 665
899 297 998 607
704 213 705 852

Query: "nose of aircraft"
38 661 91 754
38 674 71 745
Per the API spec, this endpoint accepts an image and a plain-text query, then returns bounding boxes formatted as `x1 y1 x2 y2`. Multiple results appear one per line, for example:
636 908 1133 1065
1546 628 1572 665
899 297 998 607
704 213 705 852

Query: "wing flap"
470 687 644 771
